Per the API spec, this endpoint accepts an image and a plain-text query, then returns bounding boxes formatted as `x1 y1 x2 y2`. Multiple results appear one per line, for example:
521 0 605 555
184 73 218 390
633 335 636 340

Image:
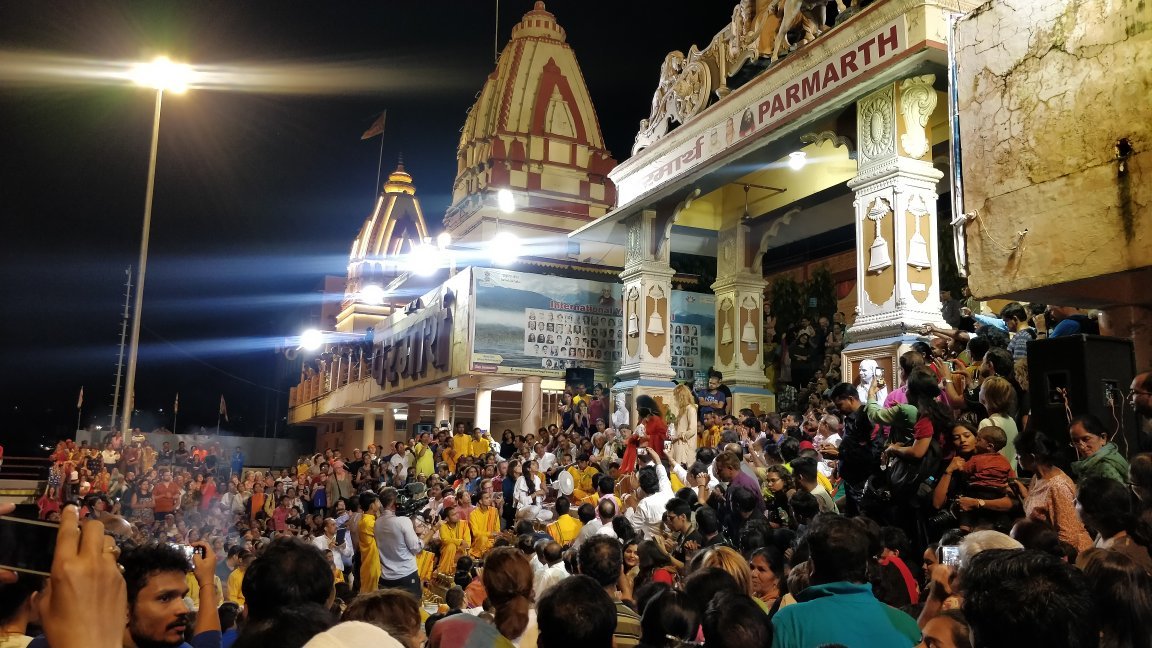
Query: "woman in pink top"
1012 428 1093 551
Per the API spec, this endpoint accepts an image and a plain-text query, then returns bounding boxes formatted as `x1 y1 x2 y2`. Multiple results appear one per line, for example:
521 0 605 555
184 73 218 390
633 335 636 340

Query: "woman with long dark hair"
634 539 676 590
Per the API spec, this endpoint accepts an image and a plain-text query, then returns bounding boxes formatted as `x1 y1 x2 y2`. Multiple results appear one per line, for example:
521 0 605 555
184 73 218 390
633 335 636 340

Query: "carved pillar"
843 75 946 378
614 208 678 424
474 388 493 434
434 397 450 428
619 209 677 382
712 222 774 412
520 376 543 437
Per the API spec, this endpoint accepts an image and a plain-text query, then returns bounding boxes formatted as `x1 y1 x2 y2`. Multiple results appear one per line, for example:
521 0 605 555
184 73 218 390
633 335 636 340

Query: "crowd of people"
4 299 1152 648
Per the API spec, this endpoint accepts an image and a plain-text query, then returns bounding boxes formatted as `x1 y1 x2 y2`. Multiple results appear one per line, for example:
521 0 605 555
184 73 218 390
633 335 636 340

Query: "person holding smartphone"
313 517 353 578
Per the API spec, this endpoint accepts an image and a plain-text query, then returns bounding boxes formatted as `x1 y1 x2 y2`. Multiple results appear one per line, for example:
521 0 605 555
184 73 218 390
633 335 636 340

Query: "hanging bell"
868 235 892 272
741 318 758 345
647 310 665 335
720 321 734 345
907 214 932 269
627 313 640 337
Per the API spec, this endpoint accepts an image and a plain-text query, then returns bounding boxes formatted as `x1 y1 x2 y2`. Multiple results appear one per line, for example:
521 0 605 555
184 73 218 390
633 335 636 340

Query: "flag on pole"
219 395 229 422
360 109 387 140
174 393 180 414
77 386 84 409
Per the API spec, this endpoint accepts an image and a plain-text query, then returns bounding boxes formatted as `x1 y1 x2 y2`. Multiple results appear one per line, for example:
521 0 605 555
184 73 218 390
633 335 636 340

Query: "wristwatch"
977 498 986 508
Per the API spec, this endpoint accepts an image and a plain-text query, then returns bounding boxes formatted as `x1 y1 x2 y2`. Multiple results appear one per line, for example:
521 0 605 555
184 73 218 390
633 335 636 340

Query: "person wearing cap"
302 621 405 648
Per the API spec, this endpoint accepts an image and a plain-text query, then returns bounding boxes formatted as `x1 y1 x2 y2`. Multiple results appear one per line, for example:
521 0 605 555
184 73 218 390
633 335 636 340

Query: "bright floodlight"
299 328 324 351
409 241 440 277
436 231 452 249
496 188 515 214
490 231 522 266
788 151 807 170
359 283 385 306
131 56 193 93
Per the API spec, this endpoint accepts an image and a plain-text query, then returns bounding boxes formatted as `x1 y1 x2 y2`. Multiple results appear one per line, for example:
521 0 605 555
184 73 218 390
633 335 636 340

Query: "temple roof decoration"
344 161 430 307
444 1 617 258
633 0 861 154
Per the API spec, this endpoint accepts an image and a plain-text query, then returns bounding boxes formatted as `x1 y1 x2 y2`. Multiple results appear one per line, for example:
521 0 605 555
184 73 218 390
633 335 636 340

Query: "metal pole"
121 88 164 433
111 266 132 429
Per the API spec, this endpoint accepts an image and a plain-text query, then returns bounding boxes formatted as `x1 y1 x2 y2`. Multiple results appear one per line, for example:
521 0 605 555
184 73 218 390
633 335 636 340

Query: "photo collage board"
524 309 623 371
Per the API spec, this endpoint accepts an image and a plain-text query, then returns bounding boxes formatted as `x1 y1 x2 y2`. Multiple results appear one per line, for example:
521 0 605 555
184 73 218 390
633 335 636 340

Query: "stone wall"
957 0 1151 307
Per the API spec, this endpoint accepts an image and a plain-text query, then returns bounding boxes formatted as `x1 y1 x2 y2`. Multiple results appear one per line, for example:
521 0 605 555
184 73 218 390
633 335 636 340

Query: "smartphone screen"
0 515 59 576
940 544 961 567
167 542 197 567
336 528 348 545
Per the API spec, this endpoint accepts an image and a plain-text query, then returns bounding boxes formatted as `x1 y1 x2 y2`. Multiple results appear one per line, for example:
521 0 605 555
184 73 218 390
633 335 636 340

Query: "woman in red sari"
638 395 667 461
622 395 667 474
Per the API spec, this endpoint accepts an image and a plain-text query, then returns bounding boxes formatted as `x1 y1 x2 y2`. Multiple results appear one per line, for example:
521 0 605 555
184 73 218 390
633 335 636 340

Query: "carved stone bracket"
899 75 937 159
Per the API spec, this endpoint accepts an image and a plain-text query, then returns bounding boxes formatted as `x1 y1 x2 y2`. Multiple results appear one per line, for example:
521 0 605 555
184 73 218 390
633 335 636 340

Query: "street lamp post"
120 57 191 433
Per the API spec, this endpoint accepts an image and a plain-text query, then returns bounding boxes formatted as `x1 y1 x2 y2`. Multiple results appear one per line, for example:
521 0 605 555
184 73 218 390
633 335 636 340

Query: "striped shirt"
614 600 642 648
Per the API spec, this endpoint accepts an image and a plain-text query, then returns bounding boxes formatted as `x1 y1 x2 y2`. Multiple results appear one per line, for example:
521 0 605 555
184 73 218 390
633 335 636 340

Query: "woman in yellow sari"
437 505 471 574
468 491 500 558
357 494 382 594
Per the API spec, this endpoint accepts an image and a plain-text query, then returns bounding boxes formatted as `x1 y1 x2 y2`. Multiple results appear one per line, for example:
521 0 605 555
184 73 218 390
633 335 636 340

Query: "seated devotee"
545 496 583 547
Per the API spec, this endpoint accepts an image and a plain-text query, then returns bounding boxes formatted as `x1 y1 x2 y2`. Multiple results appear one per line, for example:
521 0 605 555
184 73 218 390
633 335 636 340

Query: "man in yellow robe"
437 506 472 574
468 428 491 458
545 496 583 547
468 491 501 558
452 423 471 459
358 493 382 594
568 455 600 502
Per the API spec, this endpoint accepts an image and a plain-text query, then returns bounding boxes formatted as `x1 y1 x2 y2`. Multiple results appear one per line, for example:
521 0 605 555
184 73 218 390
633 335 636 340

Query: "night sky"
0 1 738 448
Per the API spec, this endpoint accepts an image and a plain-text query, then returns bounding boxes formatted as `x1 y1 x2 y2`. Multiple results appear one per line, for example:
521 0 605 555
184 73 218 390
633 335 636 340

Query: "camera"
926 505 959 536
394 482 429 518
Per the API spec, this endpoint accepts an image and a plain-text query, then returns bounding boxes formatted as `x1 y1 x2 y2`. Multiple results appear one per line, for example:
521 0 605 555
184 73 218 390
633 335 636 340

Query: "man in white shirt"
571 502 602 551
389 441 409 482
312 517 353 572
533 443 557 474
594 498 619 538
624 466 673 540
533 541 569 597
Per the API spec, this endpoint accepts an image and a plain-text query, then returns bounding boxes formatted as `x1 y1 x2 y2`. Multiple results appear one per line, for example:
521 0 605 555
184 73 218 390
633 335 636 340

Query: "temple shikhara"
445 1 617 266
290 0 1151 457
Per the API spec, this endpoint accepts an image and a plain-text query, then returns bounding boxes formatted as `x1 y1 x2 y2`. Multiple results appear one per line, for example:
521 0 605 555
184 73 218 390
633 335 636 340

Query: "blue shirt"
771 582 919 648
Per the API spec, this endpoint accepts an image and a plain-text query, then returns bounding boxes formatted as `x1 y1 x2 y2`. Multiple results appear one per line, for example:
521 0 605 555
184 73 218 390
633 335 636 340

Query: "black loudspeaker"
1026 335 1139 452
564 367 595 389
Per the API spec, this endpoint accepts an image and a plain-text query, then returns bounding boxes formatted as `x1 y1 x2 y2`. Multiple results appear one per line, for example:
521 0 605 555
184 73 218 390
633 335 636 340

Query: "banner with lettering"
471 268 623 382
